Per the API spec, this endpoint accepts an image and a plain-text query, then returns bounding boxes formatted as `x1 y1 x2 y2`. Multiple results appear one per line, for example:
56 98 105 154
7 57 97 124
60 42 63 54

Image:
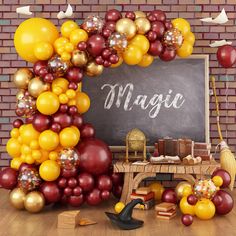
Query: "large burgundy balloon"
149 10 166 22
72 113 83 128
97 175 113 191
0 168 18 190
32 113 51 132
217 45 236 68
33 61 48 75
212 168 231 188
80 123 95 139
148 40 163 56
161 189 177 204
66 67 83 83
61 167 78 178
77 138 112 176
68 194 84 207
78 172 94 192
40 182 61 203
112 184 123 198
214 190 234 215
53 112 72 129
151 21 165 38
159 47 176 61
181 214 193 226
86 188 102 206
105 9 122 22
87 34 106 57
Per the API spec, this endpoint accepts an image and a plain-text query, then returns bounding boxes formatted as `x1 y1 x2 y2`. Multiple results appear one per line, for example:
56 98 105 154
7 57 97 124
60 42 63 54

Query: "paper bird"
16 6 32 15
209 40 232 48
200 8 228 24
57 4 73 19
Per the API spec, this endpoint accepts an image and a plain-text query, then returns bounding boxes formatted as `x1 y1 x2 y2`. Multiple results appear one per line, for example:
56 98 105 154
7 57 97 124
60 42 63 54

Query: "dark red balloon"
105 9 122 22
39 67 48 78
78 172 94 192
77 41 87 51
68 106 78 115
51 123 61 133
87 34 106 57
125 11 135 20
73 186 82 196
77 138 112 175
64 187 73 197
0 168 18 190
147 31 158 42
68 177 78 188
95 55 104 65
217 45 236 68
68 194 84 207
19 163 34 172
59 104 68 113
13 119 23 128
68 82 78 90
15 108 24 117
111 173 123 186
32 113 51 132
97 175 112 191
161 189 177 204
104 21 116 32
159 47 176 61
33 61 48 75
181 214 193 226
109 54 119 64
212 168 231 188
80 123 95 139
44 73 54 83
151 21 165 38
72 113 83 128
101 190 110 200
102 28 112 38
40 182 61 203
148 40 163 56
212 194 223 206
66 67 83 83
112 184 123 198
147 14 157 22
165 20 173 30
53 112 72 129
103 60 111 68
102 48 112 60
214 190 234 215
86 188 102 206
25 115 34 124
150 10 166 22
187 194 198 205
61 167 78 178
57 177 67 188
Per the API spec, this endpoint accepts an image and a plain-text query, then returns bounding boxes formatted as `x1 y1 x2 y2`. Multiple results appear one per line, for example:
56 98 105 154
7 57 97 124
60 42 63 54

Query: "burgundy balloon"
39 67 48 78
159 47 176 61
109 54 119 64
97 175 113 191
150 10 166 22
33 61 48 75
111 173 123 186
57 177 67 188
59 104 68 113
68 82 78 90
13 119 23 128
165 20 173 30
66 67 83 83
147 31 158 42
80 123 95 139
68 177 78 188
95 55 104 65
104 21 116 32
68 106 78 115
77 41 87 51
64 187 73 197
212 168 231 188
44 73 54 83
77 138 112 176
102 48 112 60
101 190 110 200
148 40 163 56
51 123 61 133
73 186 83 196
72 113 83 128
147 14 157 22
187 194 198 205
0 168 18 190
112 184 123 198
161 189 177 204
78 172 94 192
217 45 236 68
214 190 234 215
103 60 111 68
105 9 122 22
40 182 61 203
125 11 135 20
86 188 102 206
68 194 84 207
151 21 165 38
181 214 193 226
87 34 106 57
32 113 51 132
15 108 24 117
61 167 78 178
53 112 72 129
102 28 112 38
19 163 34 172
212 194 223 206
25 115 34 124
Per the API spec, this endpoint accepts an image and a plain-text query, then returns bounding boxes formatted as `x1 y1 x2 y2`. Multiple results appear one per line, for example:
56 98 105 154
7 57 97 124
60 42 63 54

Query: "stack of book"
130 187 155 210
155 202 177 220
194 142 212 161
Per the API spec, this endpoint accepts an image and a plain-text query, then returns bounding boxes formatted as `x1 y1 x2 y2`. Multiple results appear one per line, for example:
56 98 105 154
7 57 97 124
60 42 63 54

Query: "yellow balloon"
212 176 223 187
35 150 49 164
138 54 154 67
114 202 125 213
175 181 192 200
52 78 69 93
30 140 40 150
59 93 69 104
39 160 60 181
184 31 195 45
20 124 40 145
34 41 54 61
172 18 191 36
70 28 88 46
61 52 71 61
32 150 42 160
49 151 58 161
61 20 79 38
54 37 69 50
25 155 35 164
180 196 195 215
14 18 59 63
21 144 31 155
66 89 76 99
36 91 60 115
59 127 80 148
148 182 165 201
182 185 193 197
39 130 59 151
177 41 193 58
10 128 20 139
194 199 215 220
130 35 150 54
11 158 23 170
123 45 143 65
75 92 90 114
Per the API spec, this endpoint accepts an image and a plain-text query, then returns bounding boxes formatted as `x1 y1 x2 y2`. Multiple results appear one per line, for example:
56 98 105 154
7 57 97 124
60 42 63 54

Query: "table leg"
120 172 134 204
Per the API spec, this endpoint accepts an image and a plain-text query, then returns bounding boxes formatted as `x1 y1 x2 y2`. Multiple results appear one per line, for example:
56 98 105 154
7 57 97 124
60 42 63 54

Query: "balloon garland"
1 9 194 213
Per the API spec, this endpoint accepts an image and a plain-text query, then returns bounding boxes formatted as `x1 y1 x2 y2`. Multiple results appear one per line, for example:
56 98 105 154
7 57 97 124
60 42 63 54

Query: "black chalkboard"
83 55 209 146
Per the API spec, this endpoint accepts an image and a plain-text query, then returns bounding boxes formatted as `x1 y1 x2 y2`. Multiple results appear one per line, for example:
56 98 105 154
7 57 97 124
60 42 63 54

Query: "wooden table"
114 161 220 204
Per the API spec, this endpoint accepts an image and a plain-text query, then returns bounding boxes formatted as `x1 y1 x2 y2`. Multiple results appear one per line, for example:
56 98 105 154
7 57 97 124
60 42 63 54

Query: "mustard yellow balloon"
54 37 69 50
36 91 60 115
180 196 195 215
11 158 23 170
172 18 191 36
39 130 59 151
123 45 143 65
130 35 150 54
138 54 154 67
20 124 40 145
194 199 215 220
182 185 193 197
61 20 79 38
177 41 193 58
34 41 54 61
14 18 59 63
75 92 90 114
52 78 69 93
39 160 60 181
148 182 165 201
70 28 88 46
10 128 20 139
59 127 80 148
212 176 223 187
6 138 21 158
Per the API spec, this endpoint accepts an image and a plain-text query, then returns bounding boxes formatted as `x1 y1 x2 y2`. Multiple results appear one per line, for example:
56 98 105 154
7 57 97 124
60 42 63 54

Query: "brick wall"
0 0 236 166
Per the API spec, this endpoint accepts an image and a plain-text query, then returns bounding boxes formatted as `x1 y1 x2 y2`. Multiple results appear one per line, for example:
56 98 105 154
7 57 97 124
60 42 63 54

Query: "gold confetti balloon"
57 148 80 170
82 15 104 33
193 179 217 199
13 68 34 89
9 188 26 210
109 32 128 52
163 28 183 50
135 17 151 35
28 77 50 98
71 50 88 67
24 191 45 213
48 55 70 77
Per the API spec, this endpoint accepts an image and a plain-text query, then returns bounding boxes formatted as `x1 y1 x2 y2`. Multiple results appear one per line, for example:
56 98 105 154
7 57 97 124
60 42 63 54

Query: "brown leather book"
173 139 179 156
178 139 186 158
164 137 175 156
158 139 165 156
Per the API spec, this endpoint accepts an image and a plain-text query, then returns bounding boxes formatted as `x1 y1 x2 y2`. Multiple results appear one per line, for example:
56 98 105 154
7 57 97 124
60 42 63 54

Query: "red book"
130 192 154 201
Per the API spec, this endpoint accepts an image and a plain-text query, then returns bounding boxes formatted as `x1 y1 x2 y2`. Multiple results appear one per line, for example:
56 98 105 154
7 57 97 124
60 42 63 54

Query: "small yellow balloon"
24 191 45 213
10 158 23 170
123 45 143 65
177 41 193 58
148 182 165 201
52 78 69 93
10 128 20 139
212 176 223 187
59 93 69 104
70 28 88 46
138 54 154 67
21 144 31 155
30 140 39 150
59 127 80 148
61 52 71 61
39 130 59 151
20 124 40 145
10 188 26 210
35 150 49 164
34 41 54 61
172 18 191 36
184 31 195 45
114 202 125 213
64 42 74 53
130 34 150 54
180 196 195 215
54 37 69 50
194 199 215 220
39 160 60 181
182 185 193 197
32 150 42 160
116 18 137 40
49 151 58 161
75 92 90 114
66 89 76 99
61 20 79 38
52 86 63 96
25 155 34 164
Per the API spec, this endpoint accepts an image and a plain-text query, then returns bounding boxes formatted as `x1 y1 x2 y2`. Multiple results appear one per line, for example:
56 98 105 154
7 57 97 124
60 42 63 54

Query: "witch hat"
105 199 144 230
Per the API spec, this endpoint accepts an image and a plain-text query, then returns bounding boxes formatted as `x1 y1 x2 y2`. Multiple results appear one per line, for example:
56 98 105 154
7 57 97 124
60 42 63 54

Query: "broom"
211 76 236 190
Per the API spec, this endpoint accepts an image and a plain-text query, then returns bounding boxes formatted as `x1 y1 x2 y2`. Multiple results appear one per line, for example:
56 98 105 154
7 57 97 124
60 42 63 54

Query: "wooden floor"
0 189 236 236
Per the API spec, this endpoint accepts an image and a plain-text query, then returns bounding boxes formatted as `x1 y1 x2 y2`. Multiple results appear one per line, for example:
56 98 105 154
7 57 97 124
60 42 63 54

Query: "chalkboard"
83 55 209 146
